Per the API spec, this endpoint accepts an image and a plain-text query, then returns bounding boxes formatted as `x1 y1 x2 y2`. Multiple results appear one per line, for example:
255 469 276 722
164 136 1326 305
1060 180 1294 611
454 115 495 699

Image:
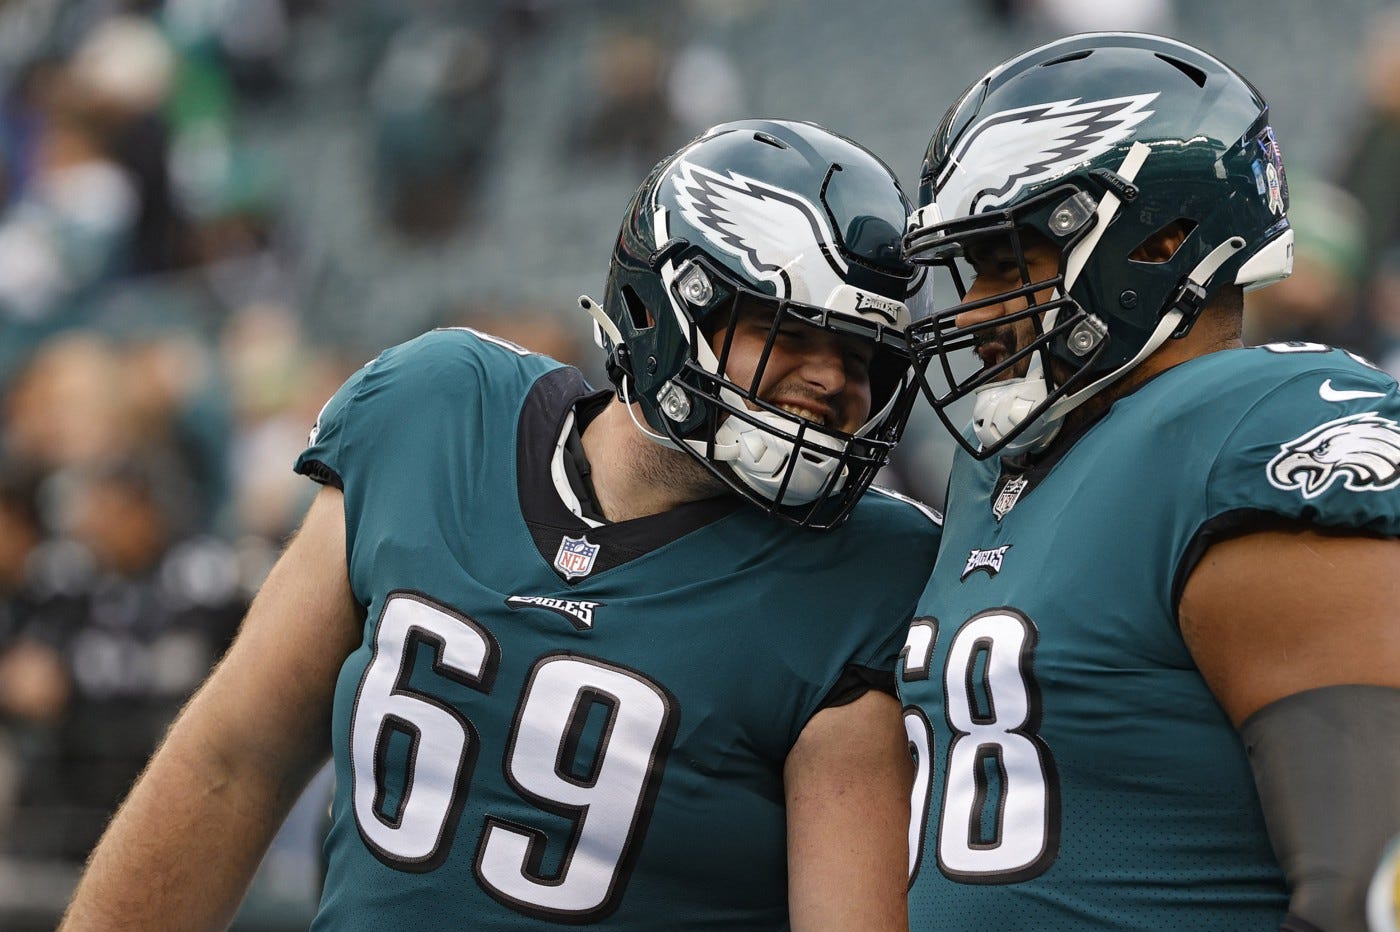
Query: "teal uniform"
901 343 1400 929
295 328 941 930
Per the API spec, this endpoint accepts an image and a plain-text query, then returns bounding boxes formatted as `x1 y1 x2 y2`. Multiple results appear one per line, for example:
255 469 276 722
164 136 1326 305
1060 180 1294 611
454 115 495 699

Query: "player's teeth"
778 403 826 426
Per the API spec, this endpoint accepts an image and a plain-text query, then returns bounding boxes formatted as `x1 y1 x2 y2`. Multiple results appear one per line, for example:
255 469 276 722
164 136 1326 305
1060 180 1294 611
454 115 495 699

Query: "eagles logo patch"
1267 413 1400 499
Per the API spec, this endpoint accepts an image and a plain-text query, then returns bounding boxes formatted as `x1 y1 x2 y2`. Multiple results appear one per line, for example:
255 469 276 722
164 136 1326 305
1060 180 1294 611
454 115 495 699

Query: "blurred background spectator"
1337 4 1400 375
3 456 245 865
1242 175 1368 349
0 0 1396 927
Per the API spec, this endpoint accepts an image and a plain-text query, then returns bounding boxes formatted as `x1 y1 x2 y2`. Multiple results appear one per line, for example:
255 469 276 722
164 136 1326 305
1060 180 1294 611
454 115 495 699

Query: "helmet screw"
657 381 691 422
1120 290 1138 309
678 263 714 306
1067 314 1108 357
646 356 658 375
1046 192 1096 235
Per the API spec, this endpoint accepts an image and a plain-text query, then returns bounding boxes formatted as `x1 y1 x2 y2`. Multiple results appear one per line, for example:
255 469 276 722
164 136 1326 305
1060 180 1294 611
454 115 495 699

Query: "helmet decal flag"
1255 127 1287 216
671 160 848 304
1267 412 1400 499
934 93 1159 217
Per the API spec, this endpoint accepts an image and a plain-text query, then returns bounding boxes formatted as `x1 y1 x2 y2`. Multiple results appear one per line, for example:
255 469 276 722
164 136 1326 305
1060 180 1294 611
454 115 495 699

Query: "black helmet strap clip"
1165 235 1247 339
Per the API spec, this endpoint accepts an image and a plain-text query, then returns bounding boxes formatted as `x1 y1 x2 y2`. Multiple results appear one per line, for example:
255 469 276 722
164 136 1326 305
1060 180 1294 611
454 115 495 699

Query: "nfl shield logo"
992 475 1028 522
554 535 600 579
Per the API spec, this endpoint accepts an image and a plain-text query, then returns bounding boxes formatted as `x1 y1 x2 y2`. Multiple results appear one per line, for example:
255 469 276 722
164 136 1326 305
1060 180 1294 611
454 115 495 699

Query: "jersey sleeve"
809 490 942 714
294 328 559 491
861 490 944 676
1206 361 1400 537
295 359 376 489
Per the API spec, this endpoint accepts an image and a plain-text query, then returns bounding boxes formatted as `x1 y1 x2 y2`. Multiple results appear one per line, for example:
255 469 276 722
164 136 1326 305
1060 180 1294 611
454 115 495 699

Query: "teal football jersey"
901 343 1400 930
294 328 942 930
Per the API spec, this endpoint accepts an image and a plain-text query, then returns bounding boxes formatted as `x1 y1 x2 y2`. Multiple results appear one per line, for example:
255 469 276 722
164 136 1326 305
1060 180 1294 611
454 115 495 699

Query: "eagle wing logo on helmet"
1267 412 1400 499
671 161 847 304
934 94 1159 217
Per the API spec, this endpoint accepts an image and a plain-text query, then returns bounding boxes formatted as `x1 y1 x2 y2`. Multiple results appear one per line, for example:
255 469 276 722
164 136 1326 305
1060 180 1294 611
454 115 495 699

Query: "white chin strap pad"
970 351 1060 455
714 409 848 505
970 374 1054 455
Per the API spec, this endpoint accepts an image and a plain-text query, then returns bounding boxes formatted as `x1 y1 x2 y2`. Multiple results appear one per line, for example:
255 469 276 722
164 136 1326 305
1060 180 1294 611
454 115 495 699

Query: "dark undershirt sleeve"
817 664 898 710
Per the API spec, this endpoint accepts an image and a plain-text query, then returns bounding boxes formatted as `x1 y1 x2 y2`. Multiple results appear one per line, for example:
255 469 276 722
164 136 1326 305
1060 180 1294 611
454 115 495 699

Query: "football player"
61 120 941 930
898 34 1400 931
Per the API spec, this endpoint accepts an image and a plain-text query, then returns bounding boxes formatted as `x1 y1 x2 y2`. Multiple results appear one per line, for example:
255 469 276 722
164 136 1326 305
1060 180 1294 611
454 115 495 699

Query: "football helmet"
904 33 1294 459
581 119 923 528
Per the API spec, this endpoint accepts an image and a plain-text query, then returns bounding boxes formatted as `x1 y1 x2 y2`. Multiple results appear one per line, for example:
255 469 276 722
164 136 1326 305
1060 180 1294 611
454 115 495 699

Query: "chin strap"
579 294 638 403
577 294 680 450
1063 142 1150 292
1167 235 1247 337
579 294 622 347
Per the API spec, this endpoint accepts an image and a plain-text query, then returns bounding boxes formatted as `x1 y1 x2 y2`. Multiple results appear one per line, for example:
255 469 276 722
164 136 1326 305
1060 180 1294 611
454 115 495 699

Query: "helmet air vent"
621 285 654 330
753 131 788 150
1155 54 1207 88
1040 50 1092 68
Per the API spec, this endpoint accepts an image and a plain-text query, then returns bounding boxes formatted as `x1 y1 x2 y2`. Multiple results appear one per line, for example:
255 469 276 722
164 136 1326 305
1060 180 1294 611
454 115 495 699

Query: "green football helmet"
904 33 1294 459
581 119 923 528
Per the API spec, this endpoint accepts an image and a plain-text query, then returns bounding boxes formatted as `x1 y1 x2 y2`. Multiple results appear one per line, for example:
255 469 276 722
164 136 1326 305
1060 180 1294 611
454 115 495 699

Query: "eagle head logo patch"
1267 413 1400 499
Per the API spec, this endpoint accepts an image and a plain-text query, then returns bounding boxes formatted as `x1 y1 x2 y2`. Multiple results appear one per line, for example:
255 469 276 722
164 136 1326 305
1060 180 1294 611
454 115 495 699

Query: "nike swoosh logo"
1319 379 1385 402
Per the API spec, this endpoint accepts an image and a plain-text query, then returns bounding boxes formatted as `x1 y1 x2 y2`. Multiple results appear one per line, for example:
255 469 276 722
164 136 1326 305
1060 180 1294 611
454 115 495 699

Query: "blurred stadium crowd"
1 0 1399 927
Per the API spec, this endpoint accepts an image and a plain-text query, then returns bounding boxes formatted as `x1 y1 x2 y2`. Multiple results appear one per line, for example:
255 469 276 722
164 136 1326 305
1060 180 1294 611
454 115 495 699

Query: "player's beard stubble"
632 430 732 504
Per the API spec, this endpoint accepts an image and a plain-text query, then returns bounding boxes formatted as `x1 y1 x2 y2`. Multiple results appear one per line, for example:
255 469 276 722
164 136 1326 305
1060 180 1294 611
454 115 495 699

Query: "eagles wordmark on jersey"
899 344 1400 929
296 328 941 930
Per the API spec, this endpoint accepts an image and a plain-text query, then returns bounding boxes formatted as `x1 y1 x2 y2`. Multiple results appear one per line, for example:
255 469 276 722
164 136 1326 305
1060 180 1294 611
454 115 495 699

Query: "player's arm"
61 485 364 931
1180 527 1400 932
785 688 912 932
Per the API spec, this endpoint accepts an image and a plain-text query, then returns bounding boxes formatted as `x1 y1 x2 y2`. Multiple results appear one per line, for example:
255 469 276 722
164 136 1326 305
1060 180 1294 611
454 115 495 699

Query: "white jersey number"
352 594 494 867
902 609 1059 884
350 592 676 921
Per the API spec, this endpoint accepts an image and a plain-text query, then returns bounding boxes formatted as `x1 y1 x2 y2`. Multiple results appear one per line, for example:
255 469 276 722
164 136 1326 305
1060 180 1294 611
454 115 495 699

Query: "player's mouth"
973 332 1014 373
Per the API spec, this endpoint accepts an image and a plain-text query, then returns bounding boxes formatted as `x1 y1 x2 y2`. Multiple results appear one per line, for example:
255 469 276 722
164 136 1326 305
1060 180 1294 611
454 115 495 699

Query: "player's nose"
797 335 849 397
954 283 1009 330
